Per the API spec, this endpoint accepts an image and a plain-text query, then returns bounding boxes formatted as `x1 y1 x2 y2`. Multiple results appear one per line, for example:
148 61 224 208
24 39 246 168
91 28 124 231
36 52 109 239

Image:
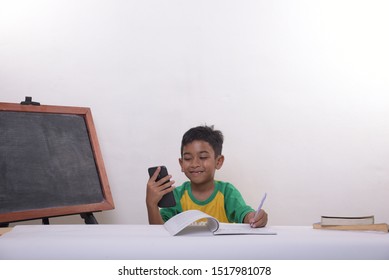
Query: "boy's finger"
150 166 161 181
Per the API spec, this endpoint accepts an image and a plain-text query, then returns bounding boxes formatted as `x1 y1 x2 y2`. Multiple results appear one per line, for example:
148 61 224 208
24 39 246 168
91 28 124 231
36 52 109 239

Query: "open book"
164 209 276 236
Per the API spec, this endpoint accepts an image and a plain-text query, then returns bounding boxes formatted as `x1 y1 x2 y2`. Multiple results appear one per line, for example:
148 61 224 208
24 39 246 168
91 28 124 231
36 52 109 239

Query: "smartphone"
148 166 176 208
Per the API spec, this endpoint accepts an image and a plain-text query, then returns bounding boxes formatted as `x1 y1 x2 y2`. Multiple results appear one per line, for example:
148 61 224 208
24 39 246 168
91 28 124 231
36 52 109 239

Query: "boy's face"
179 140 224 186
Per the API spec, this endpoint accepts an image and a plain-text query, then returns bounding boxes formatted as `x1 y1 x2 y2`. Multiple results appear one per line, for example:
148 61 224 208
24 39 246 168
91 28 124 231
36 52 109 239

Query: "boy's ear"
215 155 224 170
178 158 184 171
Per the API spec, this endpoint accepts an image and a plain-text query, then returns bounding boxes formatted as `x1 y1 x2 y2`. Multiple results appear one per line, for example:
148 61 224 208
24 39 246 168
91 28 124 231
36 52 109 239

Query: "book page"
164 210 219 235
214 223 277 235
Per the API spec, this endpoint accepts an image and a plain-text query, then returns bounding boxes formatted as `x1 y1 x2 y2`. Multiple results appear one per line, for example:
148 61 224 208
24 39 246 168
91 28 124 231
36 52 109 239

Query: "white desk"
0 225 388 260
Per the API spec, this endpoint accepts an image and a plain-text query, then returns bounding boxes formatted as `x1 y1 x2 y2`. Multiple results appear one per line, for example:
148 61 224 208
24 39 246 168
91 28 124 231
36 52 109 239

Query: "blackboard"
0 103 114 223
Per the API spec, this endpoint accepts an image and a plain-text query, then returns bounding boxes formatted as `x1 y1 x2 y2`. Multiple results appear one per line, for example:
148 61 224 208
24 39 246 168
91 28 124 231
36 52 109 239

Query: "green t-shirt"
160 181 254 223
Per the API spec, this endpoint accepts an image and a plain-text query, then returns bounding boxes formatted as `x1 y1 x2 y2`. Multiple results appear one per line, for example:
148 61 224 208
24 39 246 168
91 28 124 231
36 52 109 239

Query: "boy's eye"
199 153 209 160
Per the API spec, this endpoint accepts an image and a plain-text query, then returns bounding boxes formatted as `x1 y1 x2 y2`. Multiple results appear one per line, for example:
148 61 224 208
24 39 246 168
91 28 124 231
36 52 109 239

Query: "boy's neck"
190 180 215 201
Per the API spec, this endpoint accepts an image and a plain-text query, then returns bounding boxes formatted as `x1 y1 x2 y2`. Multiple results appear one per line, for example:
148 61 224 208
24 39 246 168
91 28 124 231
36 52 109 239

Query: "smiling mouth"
190 171 203 175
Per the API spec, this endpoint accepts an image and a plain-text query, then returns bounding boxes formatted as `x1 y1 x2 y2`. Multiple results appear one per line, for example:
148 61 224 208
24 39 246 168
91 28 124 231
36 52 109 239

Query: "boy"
146 125 268 228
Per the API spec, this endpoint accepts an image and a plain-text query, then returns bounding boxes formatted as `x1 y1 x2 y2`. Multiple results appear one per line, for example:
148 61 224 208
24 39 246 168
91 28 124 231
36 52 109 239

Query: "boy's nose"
191 157 200 167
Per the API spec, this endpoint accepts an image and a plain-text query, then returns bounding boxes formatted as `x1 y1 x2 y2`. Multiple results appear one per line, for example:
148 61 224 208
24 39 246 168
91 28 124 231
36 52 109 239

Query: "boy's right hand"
146 166 175 207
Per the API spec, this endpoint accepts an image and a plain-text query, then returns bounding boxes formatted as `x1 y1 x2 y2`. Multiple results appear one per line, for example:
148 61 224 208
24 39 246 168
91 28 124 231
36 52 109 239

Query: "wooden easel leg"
80 213 98 224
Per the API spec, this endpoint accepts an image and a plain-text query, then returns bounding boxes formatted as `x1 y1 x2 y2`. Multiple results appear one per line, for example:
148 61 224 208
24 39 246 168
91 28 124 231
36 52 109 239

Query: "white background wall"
1 0 388 226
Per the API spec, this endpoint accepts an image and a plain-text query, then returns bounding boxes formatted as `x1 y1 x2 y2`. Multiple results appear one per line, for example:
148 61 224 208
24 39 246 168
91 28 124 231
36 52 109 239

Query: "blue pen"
254 192 267 220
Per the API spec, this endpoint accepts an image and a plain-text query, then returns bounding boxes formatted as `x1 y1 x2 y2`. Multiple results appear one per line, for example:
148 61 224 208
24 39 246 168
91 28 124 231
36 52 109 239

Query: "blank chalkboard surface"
0 102 114 223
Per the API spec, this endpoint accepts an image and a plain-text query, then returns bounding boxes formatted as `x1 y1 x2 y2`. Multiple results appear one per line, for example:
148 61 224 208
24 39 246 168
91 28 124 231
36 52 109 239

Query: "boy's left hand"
245 210 268 228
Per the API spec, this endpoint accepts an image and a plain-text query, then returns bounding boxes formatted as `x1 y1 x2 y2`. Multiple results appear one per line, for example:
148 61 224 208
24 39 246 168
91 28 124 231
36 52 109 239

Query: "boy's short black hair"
181 125 224 157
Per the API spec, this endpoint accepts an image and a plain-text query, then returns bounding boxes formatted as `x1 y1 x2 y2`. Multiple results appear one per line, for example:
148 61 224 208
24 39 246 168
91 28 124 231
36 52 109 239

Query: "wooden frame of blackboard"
0 102 114 223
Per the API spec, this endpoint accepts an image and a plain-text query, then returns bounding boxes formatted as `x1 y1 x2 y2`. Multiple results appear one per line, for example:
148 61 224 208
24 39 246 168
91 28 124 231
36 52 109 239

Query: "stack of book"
313 215 388 232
